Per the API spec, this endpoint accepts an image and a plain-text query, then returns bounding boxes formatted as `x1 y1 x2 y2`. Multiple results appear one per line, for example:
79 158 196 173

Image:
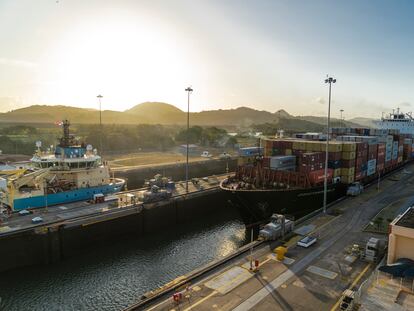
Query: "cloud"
0 97 25 112
0 57 37 68
314 97 325 105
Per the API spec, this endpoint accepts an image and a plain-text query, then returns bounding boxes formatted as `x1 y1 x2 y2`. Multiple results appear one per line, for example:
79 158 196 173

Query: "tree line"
0 124 238 155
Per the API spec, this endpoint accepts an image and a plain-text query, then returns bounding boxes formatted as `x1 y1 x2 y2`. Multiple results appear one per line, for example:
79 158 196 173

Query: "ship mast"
60 120 71 147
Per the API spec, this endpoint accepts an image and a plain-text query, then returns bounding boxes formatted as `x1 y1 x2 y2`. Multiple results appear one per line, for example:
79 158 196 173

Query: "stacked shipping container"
259 128 412 186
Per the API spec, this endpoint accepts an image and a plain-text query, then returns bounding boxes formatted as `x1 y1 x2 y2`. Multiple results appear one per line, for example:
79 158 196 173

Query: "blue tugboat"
0 120 125 211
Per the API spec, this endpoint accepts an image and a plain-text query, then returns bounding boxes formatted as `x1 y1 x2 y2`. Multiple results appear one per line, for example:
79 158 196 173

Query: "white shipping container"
269 156 296 168
367 159 377 169
367 166 376 176
270 165 296 171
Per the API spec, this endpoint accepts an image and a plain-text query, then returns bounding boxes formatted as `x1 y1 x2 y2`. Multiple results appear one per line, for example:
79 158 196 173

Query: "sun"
37 13 195 111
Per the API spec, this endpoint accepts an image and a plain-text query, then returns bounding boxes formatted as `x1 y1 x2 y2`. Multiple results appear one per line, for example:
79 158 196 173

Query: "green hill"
0 102 369 130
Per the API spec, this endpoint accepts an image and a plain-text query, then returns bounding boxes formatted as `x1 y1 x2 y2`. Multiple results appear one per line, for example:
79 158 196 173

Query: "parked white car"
346 182 363 196
201 151 212 158
297 236 317 248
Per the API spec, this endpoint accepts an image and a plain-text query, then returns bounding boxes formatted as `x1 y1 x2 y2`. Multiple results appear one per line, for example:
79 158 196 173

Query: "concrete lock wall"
115 159 236 189
0 189 227 273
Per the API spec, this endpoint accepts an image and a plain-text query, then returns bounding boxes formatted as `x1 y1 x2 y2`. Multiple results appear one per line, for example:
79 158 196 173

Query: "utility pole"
323 76 336 214
185 87 193 193
97 95 103 156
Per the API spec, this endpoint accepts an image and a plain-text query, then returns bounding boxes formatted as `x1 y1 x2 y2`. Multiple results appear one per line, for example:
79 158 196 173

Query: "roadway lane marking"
306 265 338 280
183 291 217 311
205 266 253 294
329 262 371 311
268 254 295 265
241 257 272 270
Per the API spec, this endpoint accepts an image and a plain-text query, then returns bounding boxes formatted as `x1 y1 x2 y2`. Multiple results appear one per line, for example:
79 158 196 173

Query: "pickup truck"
346 182 363 196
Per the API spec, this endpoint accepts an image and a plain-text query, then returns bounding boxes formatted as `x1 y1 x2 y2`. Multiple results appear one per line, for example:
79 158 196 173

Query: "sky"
0 0 414 118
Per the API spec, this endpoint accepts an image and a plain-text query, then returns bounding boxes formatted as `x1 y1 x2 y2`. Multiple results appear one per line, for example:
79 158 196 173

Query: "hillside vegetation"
0 102 373 128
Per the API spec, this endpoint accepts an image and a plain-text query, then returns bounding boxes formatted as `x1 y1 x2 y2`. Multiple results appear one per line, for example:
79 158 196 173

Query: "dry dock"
127 164 414 311
0 174 230 273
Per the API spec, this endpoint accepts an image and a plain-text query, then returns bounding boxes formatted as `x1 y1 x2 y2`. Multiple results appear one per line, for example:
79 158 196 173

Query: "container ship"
221 109 414 223
0 120 125 212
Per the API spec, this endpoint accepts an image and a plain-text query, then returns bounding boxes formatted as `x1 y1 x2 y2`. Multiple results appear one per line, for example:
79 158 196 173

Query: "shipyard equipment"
339 289 356 311
259 214 294 241
138 185 172 203
361 237 386 262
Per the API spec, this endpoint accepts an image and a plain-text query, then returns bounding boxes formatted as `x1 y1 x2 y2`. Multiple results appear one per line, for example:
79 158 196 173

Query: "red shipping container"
356 149 368 159
368 144 377 152
263 157 271 167
356 142 368 151
328 152 341 161
377 156 385 165
298 162 324 173
308 169 333 184
355 171 363 181
298 152 325 165
368 151 377 160
355 157 367 167
342 159 356 168
377 143 385 152
377 163 384 171
293 149 305 156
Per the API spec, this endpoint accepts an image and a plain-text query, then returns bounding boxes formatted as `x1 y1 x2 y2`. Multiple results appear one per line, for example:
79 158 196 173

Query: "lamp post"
323 76 336 214
340 109 344 128
185 86 193 193
97 95 103 156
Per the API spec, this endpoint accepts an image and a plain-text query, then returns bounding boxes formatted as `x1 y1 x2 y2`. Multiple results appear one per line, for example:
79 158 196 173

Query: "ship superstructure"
375 108 414 135
0 120 125 211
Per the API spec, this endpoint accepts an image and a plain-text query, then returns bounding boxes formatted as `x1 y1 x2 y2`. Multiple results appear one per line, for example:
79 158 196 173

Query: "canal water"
0 206 247 311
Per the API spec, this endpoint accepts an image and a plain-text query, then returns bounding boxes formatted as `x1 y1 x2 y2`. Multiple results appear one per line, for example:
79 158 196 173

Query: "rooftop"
395 207 414 229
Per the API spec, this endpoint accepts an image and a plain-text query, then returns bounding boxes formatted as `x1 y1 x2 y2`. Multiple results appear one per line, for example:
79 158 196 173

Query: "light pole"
97 95 103 156
323 76 336 214
185 86 193 193
340 109 344 128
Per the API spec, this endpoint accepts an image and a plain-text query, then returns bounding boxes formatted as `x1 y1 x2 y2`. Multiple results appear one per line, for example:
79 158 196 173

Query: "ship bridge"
375 108 414 135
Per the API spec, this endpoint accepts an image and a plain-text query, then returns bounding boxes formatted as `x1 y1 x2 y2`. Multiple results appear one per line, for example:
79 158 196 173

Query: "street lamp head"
185 86 193 93
325 77 336 84
97 94 103 99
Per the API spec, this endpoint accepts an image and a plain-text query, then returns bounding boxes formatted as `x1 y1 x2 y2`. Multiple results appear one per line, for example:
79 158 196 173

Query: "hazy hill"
348 117 377 128
0 102 370 130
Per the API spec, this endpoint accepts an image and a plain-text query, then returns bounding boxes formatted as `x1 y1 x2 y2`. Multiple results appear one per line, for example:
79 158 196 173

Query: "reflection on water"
0 206 246 311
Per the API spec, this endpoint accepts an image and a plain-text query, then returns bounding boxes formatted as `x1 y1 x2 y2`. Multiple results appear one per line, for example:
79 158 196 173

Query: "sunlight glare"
39 14 193 111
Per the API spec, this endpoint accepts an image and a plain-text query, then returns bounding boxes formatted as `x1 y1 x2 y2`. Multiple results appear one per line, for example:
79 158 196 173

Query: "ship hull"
221 181 347 224
12 180 125 211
